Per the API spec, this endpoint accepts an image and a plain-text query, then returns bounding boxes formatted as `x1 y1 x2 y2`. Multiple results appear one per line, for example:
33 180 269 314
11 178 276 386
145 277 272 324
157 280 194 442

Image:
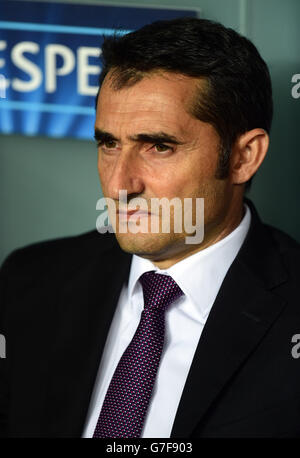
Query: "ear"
230 128 269 185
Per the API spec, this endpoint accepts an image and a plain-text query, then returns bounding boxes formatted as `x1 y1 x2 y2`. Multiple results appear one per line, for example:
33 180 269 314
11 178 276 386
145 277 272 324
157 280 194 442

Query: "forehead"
95 72 201 134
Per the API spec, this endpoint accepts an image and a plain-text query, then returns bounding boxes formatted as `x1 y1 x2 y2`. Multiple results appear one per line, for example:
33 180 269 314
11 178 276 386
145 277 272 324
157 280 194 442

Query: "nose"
101 151 145 201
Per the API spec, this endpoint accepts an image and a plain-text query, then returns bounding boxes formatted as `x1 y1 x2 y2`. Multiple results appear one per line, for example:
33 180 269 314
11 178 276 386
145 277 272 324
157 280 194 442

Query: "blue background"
0 0 197 139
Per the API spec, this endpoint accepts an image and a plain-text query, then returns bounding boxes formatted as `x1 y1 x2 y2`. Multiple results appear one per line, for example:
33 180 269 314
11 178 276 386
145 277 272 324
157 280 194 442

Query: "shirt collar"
128 203 251 318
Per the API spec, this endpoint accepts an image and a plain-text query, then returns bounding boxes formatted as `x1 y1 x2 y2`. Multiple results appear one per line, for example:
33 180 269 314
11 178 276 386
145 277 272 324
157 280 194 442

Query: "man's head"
95 17 272 268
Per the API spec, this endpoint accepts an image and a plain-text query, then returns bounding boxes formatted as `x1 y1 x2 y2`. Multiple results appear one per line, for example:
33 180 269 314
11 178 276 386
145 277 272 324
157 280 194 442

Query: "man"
0 17 300 438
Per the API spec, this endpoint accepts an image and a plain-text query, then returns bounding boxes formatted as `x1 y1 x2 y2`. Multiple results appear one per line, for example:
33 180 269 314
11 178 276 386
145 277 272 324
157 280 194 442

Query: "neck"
152 198 245 270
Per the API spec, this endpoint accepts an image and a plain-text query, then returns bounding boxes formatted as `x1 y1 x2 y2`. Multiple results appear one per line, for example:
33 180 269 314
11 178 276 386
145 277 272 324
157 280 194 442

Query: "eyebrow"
94 128 118 144
94 128 184 145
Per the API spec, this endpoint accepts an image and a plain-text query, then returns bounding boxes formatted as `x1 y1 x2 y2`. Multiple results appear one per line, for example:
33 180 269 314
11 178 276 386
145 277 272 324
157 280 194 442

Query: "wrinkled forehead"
96 71 205 134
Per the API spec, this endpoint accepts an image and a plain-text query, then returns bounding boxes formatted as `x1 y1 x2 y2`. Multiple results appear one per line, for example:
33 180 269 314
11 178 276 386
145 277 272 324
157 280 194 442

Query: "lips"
117 209 152 221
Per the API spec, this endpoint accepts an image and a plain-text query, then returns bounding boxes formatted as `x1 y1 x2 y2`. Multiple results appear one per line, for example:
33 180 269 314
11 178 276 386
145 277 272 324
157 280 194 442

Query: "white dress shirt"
82 204 251 438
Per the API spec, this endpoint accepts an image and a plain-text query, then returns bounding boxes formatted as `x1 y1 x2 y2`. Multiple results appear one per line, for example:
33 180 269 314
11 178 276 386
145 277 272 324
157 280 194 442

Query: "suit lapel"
171 200 288 437
43 234 132 437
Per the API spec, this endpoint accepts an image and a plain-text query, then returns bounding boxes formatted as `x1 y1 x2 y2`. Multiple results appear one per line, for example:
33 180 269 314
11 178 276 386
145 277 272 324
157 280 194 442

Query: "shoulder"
0 230 119 279
244 198 300 276
264 224 300 279
265 223 300 256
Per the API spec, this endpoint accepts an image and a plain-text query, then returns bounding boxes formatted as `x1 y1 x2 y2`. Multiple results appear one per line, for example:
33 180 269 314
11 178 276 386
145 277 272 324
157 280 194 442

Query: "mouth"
117 209 153 221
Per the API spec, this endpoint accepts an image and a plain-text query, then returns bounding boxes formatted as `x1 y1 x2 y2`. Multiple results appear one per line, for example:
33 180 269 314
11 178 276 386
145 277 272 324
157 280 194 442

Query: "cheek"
97 155 103 179
158 158 218 198
97 150 113 177
97 155 109 192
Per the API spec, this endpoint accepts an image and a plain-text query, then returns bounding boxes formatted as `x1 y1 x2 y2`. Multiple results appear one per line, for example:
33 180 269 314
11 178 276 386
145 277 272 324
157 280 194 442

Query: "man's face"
95 71 233 266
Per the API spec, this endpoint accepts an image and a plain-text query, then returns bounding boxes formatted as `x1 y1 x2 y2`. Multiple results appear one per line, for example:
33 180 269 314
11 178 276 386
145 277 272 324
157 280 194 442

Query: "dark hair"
97 17 273 190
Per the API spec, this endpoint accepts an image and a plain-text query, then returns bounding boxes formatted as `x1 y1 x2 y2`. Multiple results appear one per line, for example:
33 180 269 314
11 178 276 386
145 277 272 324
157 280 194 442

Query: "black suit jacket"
0 199 300 438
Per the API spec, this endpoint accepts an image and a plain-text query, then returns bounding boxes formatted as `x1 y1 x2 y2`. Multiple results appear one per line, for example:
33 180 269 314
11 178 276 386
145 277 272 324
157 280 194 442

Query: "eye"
97 139 118 151
153 143 174 153
103 140 117 149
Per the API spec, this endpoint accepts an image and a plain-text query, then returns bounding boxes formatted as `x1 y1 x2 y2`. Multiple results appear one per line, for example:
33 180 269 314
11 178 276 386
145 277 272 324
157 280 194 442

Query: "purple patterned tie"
93 271 184 438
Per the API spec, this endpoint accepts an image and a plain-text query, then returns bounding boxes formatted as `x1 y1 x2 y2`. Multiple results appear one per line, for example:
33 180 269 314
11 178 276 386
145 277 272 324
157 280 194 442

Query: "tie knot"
139 271 184 312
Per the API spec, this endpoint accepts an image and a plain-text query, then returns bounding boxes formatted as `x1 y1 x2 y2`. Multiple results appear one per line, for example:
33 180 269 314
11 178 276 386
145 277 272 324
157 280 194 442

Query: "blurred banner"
0 0 198 140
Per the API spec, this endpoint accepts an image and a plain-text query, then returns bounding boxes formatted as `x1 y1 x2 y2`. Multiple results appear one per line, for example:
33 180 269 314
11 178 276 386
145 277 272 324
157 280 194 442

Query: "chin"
115 231 180 258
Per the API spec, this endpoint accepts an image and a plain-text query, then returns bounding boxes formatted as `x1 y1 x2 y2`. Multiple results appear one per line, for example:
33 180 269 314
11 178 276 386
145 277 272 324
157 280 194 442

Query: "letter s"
11 41 42 92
